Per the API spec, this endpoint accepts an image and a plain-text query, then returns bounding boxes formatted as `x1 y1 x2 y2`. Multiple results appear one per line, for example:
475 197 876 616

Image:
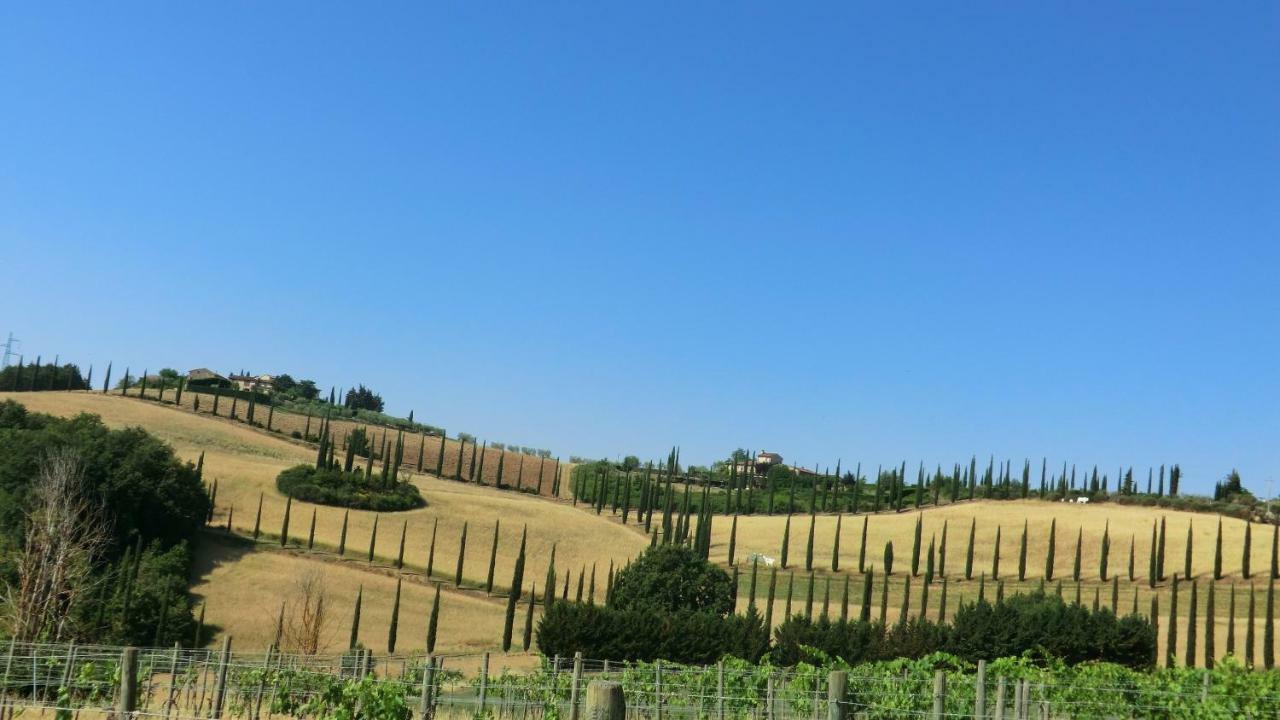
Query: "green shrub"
609 545 733 615
275 464 425 512
535 601 768 663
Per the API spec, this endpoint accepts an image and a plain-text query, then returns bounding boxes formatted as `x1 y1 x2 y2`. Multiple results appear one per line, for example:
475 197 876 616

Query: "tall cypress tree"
1128 535 1135 581
784 572 795 620
884 541 894 576
426 518 438 578
1186 579 1198 667
1100 520 1110 581
1272 524 1279 580
1247 584 1257 668
727 515 738 566
911 514 923 577
338 510 349 556
1185 520 1194 579
879 570 889 625
426 584 441 653
1166 573 1179 668
252 493 263 540
1205 581 1216 669
858 516 869 573
454 522 468 587
1265 575 1276 670
387 577 402 653
939 520 948 578
1072 527 1083 582
1157 516 1167 581
1244 521 1254 579
964 518 976 580
279 495 292 547
991 525 1002 580
502 527 528 651
349 585 363 649
860 568 873 622
765 566 778 629
486 520 501 594
1148 521 1158 589
1227 584 1236 657
1017 520 1028 581
898 575 911 626
780 515 791 569
831 513 842 572
1045 518 1057 581
367 514 379 563
804 513 816 571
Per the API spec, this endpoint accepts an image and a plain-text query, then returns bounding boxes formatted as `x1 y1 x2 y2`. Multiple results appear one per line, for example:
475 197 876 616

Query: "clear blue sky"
2 3 1277 496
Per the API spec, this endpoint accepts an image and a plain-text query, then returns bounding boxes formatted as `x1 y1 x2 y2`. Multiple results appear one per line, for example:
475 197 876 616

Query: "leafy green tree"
608 545 734 616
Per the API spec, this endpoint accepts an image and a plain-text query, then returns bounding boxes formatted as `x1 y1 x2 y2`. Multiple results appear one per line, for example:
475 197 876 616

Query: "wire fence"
2 641 1279 720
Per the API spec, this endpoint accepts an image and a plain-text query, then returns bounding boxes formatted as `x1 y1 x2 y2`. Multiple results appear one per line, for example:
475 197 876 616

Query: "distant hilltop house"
730 450 786 476
184 368 232 390
229 373 275 394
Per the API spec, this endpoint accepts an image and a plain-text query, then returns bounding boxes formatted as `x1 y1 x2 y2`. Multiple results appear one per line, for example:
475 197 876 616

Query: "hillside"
2 390 1271 668
0 391 646 665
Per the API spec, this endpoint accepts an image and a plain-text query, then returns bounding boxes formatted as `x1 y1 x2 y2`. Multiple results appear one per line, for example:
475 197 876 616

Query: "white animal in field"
746 553 776 567
1074 496 1090 504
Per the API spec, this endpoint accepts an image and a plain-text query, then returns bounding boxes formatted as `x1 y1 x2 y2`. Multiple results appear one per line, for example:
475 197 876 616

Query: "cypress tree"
1149 521 1158 589
575 567 584 602
416 434 426 472
455 522 468 587
727 515 738 566
978 573 986 603
858 516 869 573
1205 581 1216 669
252 493 263 540
804 571 814 619
939 519 948 578
991 525 1001 580
387 577 402 653
1215 517 1224 580
965 518 975 580
1272 524 1279 580
1150 595 1160 668
1186 579 1198 667
1072 527 1082 582
349 586 363 649
367 514 379 563
898 575 911 625
102 362 112 394
396 520 407 569
884 541 894 576
1244 521 1254 579
588 563 597 604
1111 575 1119 614
486 520 501 594
1017 520 1028 581
1100 521 1110 581
804 513 816 571
925 536 936 586
435 434 446 477
307 509 316 551
502 527 528 651
780 515 791 569
1157 516 1167 581
840 573 850 621
426 584 441 653
338 510 349 555
911 514 923 577
939 576 949 622
1185 520 1194 579
279 495 292 547
831 513 842 571
746 558 759 609
543 545 557 611
1128 535 1136 581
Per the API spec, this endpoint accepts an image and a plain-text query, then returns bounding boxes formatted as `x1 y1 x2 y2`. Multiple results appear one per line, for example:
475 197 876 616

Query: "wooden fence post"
653 660 663 720
973 659 985 719
827 671 847 720
931 670 946 720
119 647 139 717
716 662 725 720
478 652 490 715
419 655 435 720
210 637 232 719
586 681 625 720
993 675 1006 720
569 652 584 720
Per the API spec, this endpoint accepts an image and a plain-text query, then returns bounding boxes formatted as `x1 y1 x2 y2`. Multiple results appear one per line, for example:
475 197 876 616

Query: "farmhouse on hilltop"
229 373 275 394
184 368 231 390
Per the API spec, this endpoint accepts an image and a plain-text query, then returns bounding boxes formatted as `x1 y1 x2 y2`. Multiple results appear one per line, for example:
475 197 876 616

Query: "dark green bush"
536 601 768 664
609 544 733 615
275 464 425 512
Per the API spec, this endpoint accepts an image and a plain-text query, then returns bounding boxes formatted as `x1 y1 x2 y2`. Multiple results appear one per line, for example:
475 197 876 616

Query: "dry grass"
1 392 643 656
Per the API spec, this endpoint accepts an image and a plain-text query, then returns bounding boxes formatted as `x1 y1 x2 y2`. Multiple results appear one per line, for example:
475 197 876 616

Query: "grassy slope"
0 391 644 664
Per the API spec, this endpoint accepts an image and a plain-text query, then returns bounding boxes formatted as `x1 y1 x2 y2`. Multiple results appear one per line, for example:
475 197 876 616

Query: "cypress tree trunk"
349 586 363 649
387 578 402 653
964 519 975 580
455 522 468 587
426 584 441 653
486 521 501 594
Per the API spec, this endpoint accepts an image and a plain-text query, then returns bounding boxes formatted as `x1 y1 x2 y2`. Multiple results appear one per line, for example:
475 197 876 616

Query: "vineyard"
4 642 1280 720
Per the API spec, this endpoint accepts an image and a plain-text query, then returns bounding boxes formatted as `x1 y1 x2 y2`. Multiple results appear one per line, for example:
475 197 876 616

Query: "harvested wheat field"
713 499 1276 664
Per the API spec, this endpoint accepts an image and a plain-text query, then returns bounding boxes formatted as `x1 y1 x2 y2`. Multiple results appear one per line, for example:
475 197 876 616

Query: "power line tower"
1 332 19 369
